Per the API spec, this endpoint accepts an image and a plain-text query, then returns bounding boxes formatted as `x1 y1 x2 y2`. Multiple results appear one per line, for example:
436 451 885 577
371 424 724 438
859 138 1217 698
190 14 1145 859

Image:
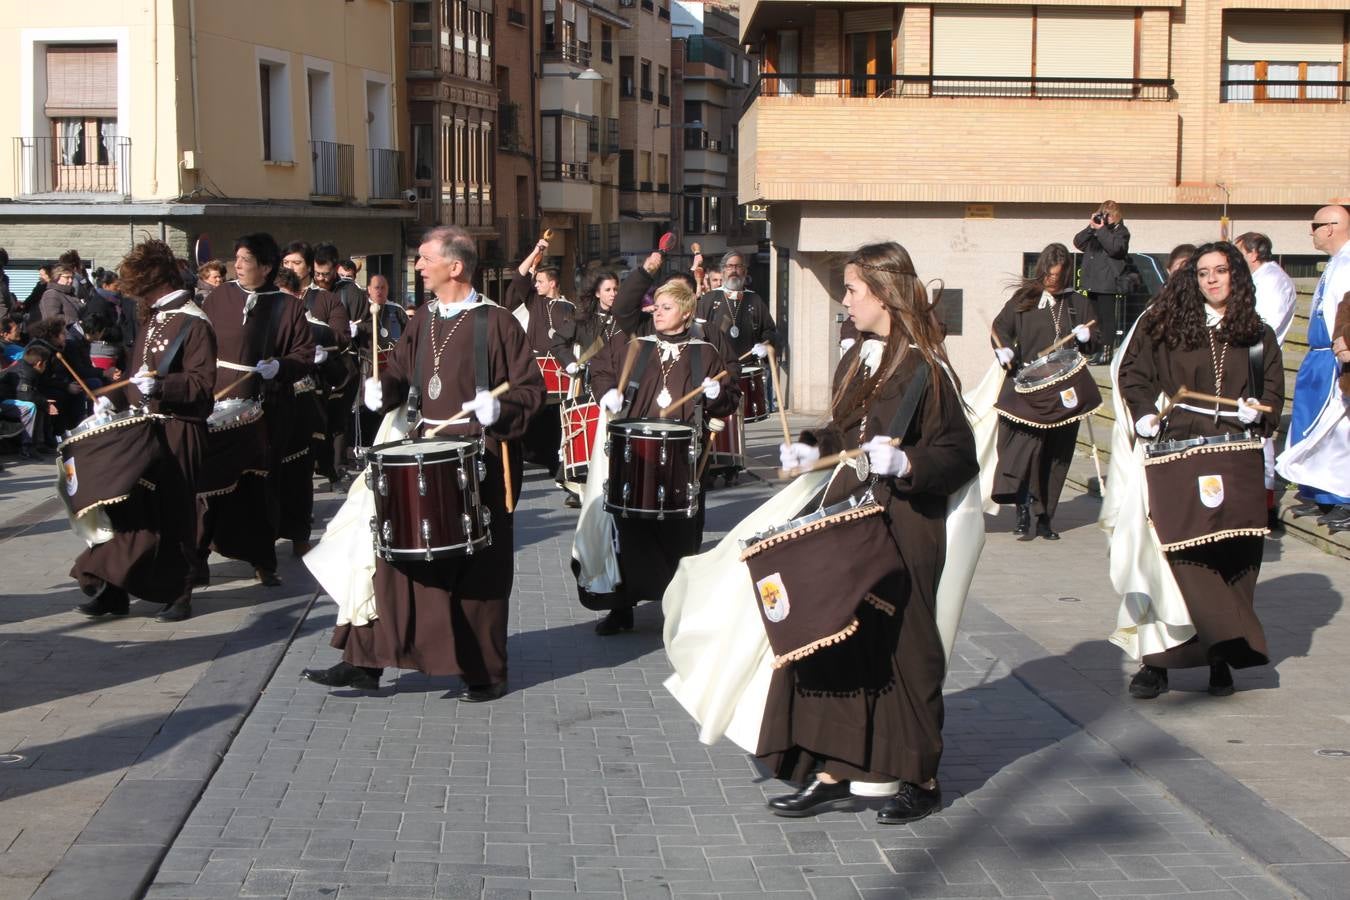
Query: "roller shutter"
932 6 1032 78
1035 7 1135 79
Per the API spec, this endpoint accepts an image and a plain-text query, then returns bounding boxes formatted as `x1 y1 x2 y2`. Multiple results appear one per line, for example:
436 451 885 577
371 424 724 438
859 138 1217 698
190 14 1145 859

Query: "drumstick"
93 370 159 397
424 382 513 437
575 337 606 368
697 417 724 480
213 370 257 402
55 353 96 402
1084 412 1106 496
371 304 380 381
501 441 516 513
737 347 760 362
778 437 900 480
1037 319 1098 358
614 339 641 403
989 326 1013 372
766 346 791 447
659 369 728 418
1175 387 1273 415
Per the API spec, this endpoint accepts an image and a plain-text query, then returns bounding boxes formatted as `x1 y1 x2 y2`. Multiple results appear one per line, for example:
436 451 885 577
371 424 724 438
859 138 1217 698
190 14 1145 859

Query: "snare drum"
59 409 165 518
561 397 601 484
738 494 903 668
995 348 1102 429
604 419 699 519
739 365 769 422
367 437 491 560
535 355 573 402
1143 433 1267 551
198 399 267 496
707 408 746 472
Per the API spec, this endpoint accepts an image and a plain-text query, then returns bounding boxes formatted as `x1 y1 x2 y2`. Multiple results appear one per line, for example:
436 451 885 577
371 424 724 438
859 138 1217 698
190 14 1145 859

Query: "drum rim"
608 417 696 436
1014 348 1087 392
602 498 699 519
374 531 492 558
1144 431 1262 460
740 493 873 550
207 408 265 431
64 410 164 445
369 435 479 462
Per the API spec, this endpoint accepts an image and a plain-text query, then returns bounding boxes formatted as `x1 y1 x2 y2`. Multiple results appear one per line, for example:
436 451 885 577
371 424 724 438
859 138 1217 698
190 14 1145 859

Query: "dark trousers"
1087 292 1120 354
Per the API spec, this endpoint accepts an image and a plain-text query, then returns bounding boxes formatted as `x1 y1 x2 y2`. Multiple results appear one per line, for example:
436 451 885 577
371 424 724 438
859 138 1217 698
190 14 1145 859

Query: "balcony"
1220 77 1349 103
368 148 403 201
541 160 592 212
683 129 724 152
685 35 727 71
750 72 1174 104
507 8 525 26
542 39 591 67
606 118 620 155
499 102 524 152
658 93 670 107
311 140 354 200
13 135 131 199
641 89 654 102
641 0 653 10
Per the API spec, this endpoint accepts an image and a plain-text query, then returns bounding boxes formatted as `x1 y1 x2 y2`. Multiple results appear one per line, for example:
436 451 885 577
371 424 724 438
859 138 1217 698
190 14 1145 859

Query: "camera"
1092 212 1106 225
402 188 418 203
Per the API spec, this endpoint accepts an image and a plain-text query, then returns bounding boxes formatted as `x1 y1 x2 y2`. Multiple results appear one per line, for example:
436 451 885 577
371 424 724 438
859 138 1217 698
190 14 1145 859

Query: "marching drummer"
302 225 544 700
584 257 740 636
695 250 779 377
73 239 217 623
351 274 407 454
550 270 619 507
1115 241 1283 700
765 241 977 824
990 242 1098 540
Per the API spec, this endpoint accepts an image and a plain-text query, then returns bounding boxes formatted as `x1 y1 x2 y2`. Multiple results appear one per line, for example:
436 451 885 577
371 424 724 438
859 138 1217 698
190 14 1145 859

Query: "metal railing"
368 148 402 200
1220 78 1349 103
507 8 525 26
542 160 591 181
641 88 654 102
685 35 727 70
607 223 619 257
606 118 620 154
658 93 670 106
588 119 600 154
311 140 354 199
684 129 723 152
543 39 591 66
744 73 1175 111
13 135 131 197
498 102 524 151
586 224 602 260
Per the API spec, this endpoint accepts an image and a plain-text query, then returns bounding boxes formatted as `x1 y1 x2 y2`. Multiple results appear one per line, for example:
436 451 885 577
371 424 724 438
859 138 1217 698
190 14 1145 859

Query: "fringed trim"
208 415 263 433
195 483 239 498
994 406 1099 430
1142 438 1263 466
136 479 157 491
72 492 132 519
739 504 884 561
281 449 310 464
1012 356 1087 393
293 377 317 394
242 468 269 477
63 413 167 448
863 592 896 616
770 617 860 669
311 432 326 441
1154 524 1269 551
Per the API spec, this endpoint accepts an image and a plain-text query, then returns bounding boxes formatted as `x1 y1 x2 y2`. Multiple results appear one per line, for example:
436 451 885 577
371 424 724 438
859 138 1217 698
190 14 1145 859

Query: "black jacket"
1072 221 1131 294
0 359 45 403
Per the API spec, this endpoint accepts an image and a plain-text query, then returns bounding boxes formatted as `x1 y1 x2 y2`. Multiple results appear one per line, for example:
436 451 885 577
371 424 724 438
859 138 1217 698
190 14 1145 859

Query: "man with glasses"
1278 205 1350 531
696 250 780 378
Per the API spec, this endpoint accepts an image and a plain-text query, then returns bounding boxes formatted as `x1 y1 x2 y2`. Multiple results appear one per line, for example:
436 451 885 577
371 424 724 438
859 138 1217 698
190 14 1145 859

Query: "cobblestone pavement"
144 425 1301 900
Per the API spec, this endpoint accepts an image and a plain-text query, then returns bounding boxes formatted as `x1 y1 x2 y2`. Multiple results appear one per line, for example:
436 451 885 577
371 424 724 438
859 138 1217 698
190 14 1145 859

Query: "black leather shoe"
255 568 282 587
563 492 582 509
1208 660 1235 697
1035 516 1060 541
156 600 192 623
595 606 634 635
1291 501 1327 519
1316 505 1350 526
302 662 381 691
1330 517 1350 535
877 782 942 825
1013 503 1031 536
460 681 507 703
1128 665 1168 699
76 582 129 617
767 777 856 818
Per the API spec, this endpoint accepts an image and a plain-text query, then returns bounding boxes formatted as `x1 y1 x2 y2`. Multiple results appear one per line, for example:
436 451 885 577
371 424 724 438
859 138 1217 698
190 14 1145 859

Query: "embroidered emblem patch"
1198 474 1224 508
64 458 78 496
1060 387 1079 409
756 573 790 622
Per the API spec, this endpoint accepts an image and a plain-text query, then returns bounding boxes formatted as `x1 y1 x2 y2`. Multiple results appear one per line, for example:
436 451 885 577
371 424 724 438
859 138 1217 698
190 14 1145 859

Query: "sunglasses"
1311 221 1338 231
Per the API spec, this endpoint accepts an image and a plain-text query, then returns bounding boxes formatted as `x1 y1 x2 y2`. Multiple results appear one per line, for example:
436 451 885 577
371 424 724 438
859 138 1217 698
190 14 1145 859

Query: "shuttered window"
1036 8 1134 79
843 8 894 34
45 45 117 117
1223 11 1346 102
932 6 1031 95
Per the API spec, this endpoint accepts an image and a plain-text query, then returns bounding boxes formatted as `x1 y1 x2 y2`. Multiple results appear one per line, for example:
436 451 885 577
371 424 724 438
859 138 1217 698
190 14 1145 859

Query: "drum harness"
1158 341 1264 440
408 306 491 430
620 337 708 440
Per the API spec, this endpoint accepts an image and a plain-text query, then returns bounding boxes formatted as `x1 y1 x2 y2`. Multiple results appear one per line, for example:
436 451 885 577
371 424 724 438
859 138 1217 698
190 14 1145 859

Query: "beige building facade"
739 0 1350 411
0 0 409 287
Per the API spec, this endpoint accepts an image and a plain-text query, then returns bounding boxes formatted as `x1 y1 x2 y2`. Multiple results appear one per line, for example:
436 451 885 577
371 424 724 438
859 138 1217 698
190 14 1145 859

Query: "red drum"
59 409 165 518
561 398 601 483
198 399 267 497
707 409 746 472
604 418 699 519
535 355 573 401
367 437 491 560
1143 433 1267 551
739 365 769 422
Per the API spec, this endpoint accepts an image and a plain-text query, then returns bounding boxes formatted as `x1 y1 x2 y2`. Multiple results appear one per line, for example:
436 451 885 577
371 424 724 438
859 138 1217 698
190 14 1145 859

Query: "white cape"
964 361 1006 514
569 408 622 593
1276 382 1350 499
303 406 412 626
1099 318 1193 660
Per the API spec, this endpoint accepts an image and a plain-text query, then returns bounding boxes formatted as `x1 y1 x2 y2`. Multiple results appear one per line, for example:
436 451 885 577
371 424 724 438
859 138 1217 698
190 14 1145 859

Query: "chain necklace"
722 291 744 339
426 309 469 401
1047 294 1065 340
1206 324 1227 425
655 350 678 410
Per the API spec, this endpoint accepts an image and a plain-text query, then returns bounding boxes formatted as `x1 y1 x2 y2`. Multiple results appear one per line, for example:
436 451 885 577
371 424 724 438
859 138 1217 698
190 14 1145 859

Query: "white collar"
1036 291 1056 310
1205 305 1225 327
435 289 481 318
860 338 885 375
155 289 188 309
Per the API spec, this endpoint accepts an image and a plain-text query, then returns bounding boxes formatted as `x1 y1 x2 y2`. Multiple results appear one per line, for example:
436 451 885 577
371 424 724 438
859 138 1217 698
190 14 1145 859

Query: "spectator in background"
0 343 52 458
1 316 23 365
1166 244 1197 278
197 259 226 302
0 248 11 314
1073 200 1131 364
37 264 82 323
1235 232 1296 344
338 258 360 282
314 243 367 322
58 250 96 302
20 265 52 319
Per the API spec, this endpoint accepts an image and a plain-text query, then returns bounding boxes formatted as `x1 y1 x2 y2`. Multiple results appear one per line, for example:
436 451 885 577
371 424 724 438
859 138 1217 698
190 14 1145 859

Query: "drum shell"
995 355 1102 428
604 419 698 519
60 413 165 517
535 355 573 401
1144 438 1267 550
368 438 490 560
561 399 600 483
739 366 769 422
709 409 745 469
199 401 268 496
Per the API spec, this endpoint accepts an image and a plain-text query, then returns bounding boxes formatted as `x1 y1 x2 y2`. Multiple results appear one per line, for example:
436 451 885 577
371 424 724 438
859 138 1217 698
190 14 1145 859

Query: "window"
1223 10 1346 102
413 123 433 180
602 25 613 63
655 153 668 190
658 66 669 105
620 55 635 98
620 149 634 187
307 67 335 142
257 56 293 161
762 30 799 96
640 59 653 102
684 192 721 234
542 113 590 180
639 150 651 188
847 31 894 98
742 57 750 85
729 124 737 151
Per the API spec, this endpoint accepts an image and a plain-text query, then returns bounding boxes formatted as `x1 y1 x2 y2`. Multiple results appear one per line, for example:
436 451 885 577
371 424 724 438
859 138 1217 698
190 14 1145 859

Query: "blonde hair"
653 277 697 320
1099 200 1123 222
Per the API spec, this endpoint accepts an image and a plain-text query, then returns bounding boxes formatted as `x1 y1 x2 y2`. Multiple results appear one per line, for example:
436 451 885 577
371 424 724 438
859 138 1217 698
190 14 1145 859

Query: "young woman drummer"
1117 241 1283 699
990 243 1098 539
765 242 978 824
586 268 740 635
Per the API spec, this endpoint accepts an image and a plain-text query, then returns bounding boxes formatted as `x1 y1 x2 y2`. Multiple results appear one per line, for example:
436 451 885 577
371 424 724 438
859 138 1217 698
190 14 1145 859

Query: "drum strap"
885 362 931 444
252 293 287 364
621 340 656 415
407 307 432 425
473 307 490 393
155 316 197 376
687 342 705 433
1247 342 1263 402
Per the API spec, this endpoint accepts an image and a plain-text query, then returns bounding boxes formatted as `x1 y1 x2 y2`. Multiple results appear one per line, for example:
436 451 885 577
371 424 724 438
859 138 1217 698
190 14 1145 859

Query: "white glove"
461 389 501 427
348 321 359 337
1135 414 1161 438
701 377 721 401
751 342 769 360
779 442 820 471
839 337 856 354
1236 397 1261 425
600 388 623 414
93 395 115 417
995 347 1015 367
131 365 159 397
256 358 280 380
864 435 910 478
314 346 328 365
565 362 580 375
1073 324 1092 344
363 377 383 411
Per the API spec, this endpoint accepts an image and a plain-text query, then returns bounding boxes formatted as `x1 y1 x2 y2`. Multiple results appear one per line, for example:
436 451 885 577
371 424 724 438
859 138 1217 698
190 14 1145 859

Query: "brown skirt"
991 418 1080 520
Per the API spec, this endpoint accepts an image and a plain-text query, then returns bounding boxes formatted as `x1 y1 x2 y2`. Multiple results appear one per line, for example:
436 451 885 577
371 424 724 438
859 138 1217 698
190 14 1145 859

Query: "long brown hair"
831 242 957 422
1140 241 1265 350
1012 243 1074 312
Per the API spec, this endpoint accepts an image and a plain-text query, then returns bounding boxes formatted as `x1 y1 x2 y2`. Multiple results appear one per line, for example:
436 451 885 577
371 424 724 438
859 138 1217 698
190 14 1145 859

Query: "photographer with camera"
1073 201 1131 364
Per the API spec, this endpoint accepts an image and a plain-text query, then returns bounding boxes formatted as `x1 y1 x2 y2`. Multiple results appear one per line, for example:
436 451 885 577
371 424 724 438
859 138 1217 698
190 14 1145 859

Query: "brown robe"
1336 292 1350 396
695 287 780 358
199 282 315 570
990 290 1098 520
72 293 217 605
756 347 978 785
330 301 545 681
302 285 356 479
504 272 577 473
1119 319 1284 670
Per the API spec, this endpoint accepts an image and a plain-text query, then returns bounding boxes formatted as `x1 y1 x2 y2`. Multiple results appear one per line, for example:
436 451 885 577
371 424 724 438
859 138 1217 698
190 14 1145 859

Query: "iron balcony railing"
684 129 723 152
542 38 591 66
685 35 727 70
606 118 620 154
542 160 591 181
368 148 403 200
1220 78 1349 102
13 135 131 197
311 140 354 199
